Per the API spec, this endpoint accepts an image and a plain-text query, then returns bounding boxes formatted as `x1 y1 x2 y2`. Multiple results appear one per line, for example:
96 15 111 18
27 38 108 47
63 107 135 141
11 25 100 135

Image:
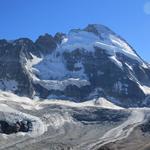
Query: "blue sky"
0 0 150 61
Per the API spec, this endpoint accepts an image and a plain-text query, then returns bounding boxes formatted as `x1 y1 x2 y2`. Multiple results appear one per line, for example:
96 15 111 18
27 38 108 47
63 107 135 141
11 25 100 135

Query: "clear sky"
0 0 150 61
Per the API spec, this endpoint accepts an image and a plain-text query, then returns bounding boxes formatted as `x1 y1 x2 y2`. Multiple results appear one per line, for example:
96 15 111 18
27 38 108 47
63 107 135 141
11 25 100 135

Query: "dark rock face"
0 24 150 107
98 146 111 150
72 108 129 123
35 33 57 54
54 32 66 44
0 39 34 97
0 120 32 134
61 47 147 106
140 116 150 133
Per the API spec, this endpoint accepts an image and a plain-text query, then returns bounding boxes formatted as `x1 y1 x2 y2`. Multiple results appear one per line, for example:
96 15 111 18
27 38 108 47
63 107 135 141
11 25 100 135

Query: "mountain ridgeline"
0 24 150 107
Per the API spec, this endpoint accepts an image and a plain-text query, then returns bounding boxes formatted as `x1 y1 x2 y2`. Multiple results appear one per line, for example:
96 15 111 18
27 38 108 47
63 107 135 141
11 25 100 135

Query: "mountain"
0 24 150 107
1 24 150 150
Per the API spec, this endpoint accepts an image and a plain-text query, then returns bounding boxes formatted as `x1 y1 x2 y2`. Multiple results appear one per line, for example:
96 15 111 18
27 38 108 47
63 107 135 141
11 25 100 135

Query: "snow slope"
0 91 123 110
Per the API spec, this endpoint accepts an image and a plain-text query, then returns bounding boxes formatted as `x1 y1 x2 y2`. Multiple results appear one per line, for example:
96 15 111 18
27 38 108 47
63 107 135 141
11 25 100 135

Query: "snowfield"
0 91 123 110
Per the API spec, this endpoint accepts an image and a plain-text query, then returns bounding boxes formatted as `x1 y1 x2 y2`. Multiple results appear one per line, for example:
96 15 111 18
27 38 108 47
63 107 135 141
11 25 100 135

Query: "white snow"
33 53 67 80
26 53 43 69
0 91 123 110
94 41 146 67
109 56 123 68
43 112 75 129
125 63 133 71
109 34 134 54
61 37 68 44
30 53 87 80
139 85 150 95
25 52 89 91
59 30 99 52
141 62 149 69
0 91 42 110
36 78 90 91
94 97 123 110
39 99 123 110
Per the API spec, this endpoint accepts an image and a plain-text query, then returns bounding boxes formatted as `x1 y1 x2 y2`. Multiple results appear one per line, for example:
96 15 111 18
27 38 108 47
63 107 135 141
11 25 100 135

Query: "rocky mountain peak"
84 24 115 36
0 24 150 107
54 32 66 44
35 33 57 54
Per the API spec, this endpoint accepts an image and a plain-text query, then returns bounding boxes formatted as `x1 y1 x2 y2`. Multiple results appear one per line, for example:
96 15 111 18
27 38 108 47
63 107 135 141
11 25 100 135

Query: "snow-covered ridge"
0 91 123 110
59 25 143 62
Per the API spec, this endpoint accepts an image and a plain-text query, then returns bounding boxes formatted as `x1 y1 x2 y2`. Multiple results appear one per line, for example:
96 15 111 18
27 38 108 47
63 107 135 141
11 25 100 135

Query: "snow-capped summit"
57 24 145 67
0 24 150 107
85 24 138 56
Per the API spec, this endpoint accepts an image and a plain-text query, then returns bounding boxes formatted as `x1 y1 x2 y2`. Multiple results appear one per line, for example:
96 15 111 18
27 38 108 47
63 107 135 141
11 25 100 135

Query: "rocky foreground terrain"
0 91 148 150
0 24 150 150
0 92 150 150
